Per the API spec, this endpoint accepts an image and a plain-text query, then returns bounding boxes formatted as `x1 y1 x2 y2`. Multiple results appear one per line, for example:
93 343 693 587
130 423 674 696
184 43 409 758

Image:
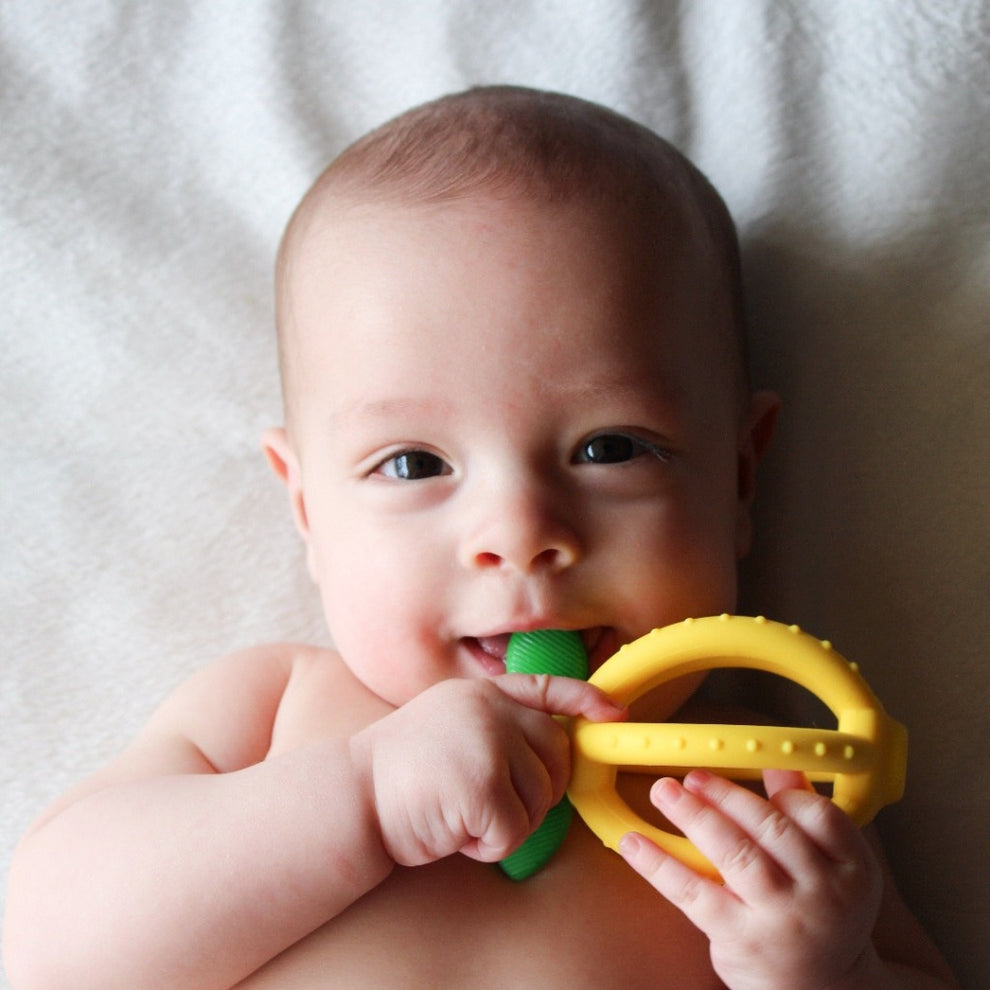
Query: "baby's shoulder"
265 643 393 754
142 642 371 772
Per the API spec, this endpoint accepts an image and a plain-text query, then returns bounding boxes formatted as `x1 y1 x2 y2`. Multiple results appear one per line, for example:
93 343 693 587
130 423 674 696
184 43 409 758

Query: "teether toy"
499 629 588 880
504 616 907 882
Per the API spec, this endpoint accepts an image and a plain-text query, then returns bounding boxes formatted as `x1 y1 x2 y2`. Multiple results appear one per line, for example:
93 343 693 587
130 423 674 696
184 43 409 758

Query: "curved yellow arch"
568 615 907 879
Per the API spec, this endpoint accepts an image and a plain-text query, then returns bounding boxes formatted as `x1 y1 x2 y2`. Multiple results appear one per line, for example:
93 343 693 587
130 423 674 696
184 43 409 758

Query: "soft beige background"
2 2 987 987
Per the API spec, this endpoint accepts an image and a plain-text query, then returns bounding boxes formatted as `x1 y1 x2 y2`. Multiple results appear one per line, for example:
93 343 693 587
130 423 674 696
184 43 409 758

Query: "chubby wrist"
824 944 955 990
256 735 396 905
345 731 395 870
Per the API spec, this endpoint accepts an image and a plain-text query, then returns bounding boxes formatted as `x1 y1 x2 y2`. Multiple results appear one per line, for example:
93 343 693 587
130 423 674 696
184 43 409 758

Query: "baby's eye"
376 450 451 480
573 433 671 465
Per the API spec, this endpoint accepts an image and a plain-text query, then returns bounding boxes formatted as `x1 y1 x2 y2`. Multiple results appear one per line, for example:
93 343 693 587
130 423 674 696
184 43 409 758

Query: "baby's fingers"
619 831 739 936
770 786 876 869
762 767 876 869
494 673 626 722
651 771 820 900
762 767 814 799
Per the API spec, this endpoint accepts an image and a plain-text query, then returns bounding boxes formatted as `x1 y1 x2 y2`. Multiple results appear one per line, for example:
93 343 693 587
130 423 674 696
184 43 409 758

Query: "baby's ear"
735 390 781 558
261 429 317 578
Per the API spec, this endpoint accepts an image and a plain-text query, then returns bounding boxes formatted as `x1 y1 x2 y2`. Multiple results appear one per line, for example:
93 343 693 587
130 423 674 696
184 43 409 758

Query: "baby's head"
276 86 749 430
266 86 777 706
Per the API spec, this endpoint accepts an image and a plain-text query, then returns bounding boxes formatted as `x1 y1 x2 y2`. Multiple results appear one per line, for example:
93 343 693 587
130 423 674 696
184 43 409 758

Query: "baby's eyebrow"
551 377 688 415
330 379 684 429
332 396 455 426
553 379 648 402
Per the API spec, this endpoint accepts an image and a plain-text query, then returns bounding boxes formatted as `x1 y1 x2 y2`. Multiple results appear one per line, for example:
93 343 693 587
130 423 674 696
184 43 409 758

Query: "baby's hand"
354 675 624 868
620 769 884 990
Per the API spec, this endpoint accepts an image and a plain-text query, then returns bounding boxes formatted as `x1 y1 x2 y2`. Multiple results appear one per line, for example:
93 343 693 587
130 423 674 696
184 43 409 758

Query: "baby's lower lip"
464 636 509 674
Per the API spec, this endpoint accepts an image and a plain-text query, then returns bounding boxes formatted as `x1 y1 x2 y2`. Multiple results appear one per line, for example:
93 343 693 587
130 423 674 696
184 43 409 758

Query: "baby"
4 86 956 989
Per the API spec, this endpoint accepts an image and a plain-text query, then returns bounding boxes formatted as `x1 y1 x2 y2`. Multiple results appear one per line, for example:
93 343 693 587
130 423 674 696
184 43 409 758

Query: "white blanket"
2 2 987 985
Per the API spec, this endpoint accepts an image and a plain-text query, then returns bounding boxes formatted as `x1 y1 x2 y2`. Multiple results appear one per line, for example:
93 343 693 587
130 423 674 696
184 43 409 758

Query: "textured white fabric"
2 2 987 984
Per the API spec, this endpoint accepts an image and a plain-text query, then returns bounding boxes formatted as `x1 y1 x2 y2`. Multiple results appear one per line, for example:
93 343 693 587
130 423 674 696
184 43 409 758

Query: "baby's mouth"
469 628 609 671
474 634 513 664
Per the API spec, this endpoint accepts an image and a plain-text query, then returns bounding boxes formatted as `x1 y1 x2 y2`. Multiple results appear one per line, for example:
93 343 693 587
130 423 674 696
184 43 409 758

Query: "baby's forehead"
283 187 741 374
280 104 721 279
279 191 713 385
275 91 749 420
285 177 707 283
287 191 737 383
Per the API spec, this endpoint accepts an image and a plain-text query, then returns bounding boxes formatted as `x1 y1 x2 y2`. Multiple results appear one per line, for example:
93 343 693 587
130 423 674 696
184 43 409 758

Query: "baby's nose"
472 543 576 573
460 484 582 575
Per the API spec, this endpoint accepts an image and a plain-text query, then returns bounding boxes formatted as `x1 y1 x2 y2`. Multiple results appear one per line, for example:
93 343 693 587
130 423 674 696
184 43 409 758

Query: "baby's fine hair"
276 86 749 410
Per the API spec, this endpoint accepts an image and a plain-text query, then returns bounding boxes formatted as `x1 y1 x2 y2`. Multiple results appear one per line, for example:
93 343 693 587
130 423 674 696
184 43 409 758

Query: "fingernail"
619 832 643 857
684 768 713 789
652 777 682 805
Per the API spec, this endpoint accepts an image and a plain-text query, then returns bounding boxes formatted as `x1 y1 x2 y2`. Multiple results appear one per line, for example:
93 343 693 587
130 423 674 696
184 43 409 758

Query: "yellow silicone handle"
567 615 907 879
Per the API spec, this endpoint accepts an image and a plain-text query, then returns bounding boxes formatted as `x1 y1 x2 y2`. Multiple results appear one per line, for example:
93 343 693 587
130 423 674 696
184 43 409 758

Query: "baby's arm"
3 646 395 990
620 769 958 989
3 648 622 990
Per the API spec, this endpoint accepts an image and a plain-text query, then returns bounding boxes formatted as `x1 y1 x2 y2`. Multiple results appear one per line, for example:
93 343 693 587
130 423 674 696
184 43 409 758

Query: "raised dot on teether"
746 738 761 753
843 745 856 760
719 613 730 622
673 737 687 750
754 615 767 624
849 661 860 672
788 624 801 634
781 740 795 755
709 738 724 751
821 640 832 651
814 742 827 757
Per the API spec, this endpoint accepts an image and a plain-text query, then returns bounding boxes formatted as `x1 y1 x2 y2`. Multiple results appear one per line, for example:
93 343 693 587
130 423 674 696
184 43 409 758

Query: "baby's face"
273 194 762 707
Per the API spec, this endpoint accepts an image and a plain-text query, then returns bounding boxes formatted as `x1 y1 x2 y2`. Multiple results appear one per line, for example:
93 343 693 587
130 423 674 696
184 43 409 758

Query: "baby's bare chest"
235 823 719 989
249 653 721 987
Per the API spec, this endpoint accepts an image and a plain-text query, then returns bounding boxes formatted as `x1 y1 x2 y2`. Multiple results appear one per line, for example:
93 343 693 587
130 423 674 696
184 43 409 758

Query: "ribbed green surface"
504 628 588 679
498 797 574 880
499 629 588 880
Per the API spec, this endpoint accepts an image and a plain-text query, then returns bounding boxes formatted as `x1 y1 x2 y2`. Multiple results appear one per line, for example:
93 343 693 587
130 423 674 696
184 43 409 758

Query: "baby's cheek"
321 577 441 705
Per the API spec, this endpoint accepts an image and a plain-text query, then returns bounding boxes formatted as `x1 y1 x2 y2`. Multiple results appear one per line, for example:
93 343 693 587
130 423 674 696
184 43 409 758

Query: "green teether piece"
504 628 588 680
498 796 574 880
499 629 588 880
